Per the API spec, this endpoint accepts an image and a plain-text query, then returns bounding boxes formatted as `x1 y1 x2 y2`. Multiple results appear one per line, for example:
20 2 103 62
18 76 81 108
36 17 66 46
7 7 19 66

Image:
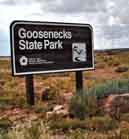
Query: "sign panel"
10 21 94 76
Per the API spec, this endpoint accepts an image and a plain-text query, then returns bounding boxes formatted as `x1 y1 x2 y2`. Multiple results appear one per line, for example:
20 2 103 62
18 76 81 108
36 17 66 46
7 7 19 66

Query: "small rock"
29 115 38 121
9 116 17 122
0 85 3 94
120 121 129 129
46 111 54 119
56 109 69 117
63 92 73 101
46 105 69 119
53 105 64 112
99 93 129 119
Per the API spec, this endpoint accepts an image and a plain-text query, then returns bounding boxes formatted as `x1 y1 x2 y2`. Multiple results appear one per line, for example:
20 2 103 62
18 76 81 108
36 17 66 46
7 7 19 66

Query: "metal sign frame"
10 20 94 76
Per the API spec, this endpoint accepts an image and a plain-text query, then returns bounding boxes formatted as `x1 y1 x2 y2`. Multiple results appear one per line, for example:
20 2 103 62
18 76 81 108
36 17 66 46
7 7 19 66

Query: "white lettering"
44 40 63 50
18 28 26 39
18 28 72 39
19 40 25 50
19 40 43 50
44 40 49 49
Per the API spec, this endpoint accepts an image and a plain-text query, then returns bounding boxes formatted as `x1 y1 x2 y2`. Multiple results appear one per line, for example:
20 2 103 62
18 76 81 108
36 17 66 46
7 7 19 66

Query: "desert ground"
1 49 129 138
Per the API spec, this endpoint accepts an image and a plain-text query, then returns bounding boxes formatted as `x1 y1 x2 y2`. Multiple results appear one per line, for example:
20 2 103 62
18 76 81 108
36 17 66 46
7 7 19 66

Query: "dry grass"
1 50 129 138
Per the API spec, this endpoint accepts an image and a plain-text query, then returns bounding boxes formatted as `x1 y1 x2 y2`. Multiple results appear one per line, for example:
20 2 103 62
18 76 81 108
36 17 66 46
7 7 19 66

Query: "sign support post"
76 71 83 94
25 75 35 105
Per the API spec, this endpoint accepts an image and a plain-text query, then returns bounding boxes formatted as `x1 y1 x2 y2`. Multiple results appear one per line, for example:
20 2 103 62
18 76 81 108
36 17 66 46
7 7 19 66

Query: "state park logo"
19 56 28 66
72 43 87 62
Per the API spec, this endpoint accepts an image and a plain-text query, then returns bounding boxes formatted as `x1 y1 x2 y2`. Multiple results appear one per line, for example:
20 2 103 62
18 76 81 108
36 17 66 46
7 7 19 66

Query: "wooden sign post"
25 75 35 105
76 71 83 94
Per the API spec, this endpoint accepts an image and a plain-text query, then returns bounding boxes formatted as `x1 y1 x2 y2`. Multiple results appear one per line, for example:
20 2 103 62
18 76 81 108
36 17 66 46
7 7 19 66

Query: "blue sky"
0 0 129 56
0 29 10 56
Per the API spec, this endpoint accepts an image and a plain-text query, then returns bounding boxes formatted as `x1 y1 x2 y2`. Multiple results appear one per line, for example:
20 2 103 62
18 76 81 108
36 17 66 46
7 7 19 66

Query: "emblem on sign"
19 56 28 66
72 43 87 62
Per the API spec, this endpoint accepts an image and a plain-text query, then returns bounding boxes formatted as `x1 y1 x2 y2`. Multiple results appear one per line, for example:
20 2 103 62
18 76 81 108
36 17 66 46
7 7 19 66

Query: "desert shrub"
0 118 12 132
46 112 64 122
120 113 129 123
69 90 98 120
115 66 129 73
12 96 28 108
0 60 10 71
84 71 92 79
3 80 16 92
86 116 118 132
41 87 59 101
84 80 96 89
103 56 109 62
67 129 85 139
49 116 118 132
25 121 50 139
1 121 51 139
107 59 118 67
103 55 120 67
34 106 46 114
24 122 43 139
96 62 106 69
122 72 129 78
90 79 129 99
49 119 87 132
119 128 129 139
56 78 73 91
0 95 27 109
112 59 120 66
0 97 13 109
102 56 121 67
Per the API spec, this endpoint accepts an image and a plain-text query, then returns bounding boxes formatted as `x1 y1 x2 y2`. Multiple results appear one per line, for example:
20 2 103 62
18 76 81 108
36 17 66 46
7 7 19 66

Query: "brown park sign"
10 20 94 76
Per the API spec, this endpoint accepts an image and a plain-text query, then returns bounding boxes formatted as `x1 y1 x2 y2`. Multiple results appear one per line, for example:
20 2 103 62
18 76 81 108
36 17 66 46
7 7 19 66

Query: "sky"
0 0 129 56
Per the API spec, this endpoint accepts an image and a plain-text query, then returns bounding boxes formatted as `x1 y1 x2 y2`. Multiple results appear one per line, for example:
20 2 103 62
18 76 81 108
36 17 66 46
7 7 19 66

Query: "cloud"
37 0 129 25
0 0 34 5
101 25 129 39
1 0 129 25
0 0 118 26
39 0 107 13
94 25 129 49
0 0 129 55
108 0 129 24
0 0 105 13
